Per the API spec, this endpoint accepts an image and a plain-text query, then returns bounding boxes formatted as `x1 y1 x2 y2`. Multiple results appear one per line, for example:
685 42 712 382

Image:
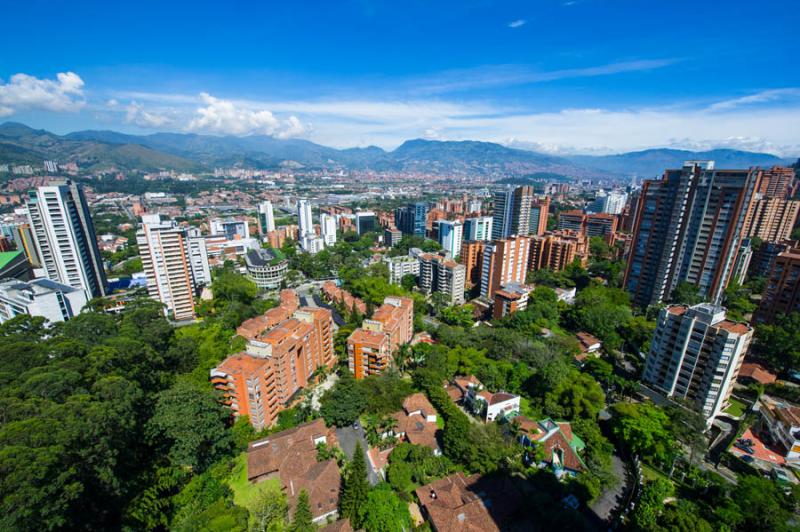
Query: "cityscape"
2 1 800 532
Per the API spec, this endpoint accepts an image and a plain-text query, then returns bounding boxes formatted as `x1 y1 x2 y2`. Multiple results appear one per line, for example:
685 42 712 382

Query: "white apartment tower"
437 220 464 258
26 181 107 299
137 215 210 321
297 199 314 238
320 213 337 247
257 201 276 236
643 303 752 423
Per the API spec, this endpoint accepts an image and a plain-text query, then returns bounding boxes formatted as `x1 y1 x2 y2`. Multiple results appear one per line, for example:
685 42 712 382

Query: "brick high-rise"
347 296 414 379
529 230 588 272
460 240 485 288
624 162 758 308
480 235 531 298
742 196 800 242
754 246 800 323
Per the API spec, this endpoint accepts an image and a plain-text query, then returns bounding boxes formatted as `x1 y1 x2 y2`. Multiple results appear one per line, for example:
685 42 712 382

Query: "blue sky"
1 0 799 155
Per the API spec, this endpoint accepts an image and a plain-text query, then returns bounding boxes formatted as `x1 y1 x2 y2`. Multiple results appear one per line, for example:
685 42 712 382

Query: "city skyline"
1 0 799 155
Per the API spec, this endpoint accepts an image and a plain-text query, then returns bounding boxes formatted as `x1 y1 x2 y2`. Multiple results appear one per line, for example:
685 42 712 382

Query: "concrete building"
624 162 758 308
0 278 88 324
0 250 31 280
347 328 391 380
355 211 376 235
419 252 466 305
210 217 249 239
585 213 618 242
245 248 289 290
749 240 796 279
492 185 533 239
137 214 209 321
754 246 800 323
742 196 800 242
383 226 402 247
186 228 212 288
557 210 586 233
463 216 493 242
320 213 337 247
26 181 107 299
460 240 485 288
297 199 314 238
643 303 752 422
480 236 531 299
588 190 628 215
257 201 276 236
0 222 40 267
492 282 532 319
529 196 550 236
529 231 588 272
395 202 428 237
384 255 420 285
437 220 463 258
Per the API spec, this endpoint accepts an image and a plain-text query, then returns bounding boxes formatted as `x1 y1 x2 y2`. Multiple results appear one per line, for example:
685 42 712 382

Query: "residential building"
137 214 209 321
245 248 289 290
492 282 532 319
742 196 800 242
755 166 797 198
585 213 618 242
347 328 391 379
515 417 586 477
321 281 367 315
463 215 493 241
419 252 466 305
362 296 414 352
301 234 325 254
389 393 441 454
749 240 797 279
210 354 276 430
395 202 428 237
643 303 752 422
0 278 88 324
247 419 341 523
467 388 520 422
624 162 758 308
348 296 413 379
257 201 275 236
355 211 376 235
754 246 800 323
588 190 628 215
529 230 588 272
557 210 586 233
297 198 314 238
460 240 485 288
437 219 463 258
0 250 31 280
384 255 420 285
758 396 800 464
383 226 402 247
529 196 550 236
210 217 249 239
204 234 260 264
480 235 531 298
26 181 107 298
320 213 337 247
186 228 212 288
492 185 533 239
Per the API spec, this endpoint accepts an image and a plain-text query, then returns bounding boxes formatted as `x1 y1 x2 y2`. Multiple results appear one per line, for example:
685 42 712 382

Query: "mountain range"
0 121 793 178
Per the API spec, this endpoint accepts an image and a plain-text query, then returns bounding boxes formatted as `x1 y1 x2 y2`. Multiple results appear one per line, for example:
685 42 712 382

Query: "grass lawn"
227 452 281 510
641 463 671 483
436 415 445 429
724 397 747 417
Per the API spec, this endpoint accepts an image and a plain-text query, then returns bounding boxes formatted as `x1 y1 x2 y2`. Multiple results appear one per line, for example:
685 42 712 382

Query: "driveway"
590 453 630 523
310 373 338 410
336 425 380 485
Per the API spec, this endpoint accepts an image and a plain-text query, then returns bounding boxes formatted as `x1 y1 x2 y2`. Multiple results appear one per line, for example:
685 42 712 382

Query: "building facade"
257 201 275 236
463 216 493 242
0 278 88 324
492 186 533 239
480 235 531 299
320 213 337 247
395 202 428 237
437 220 463 258
245 248 289 290
754 246 800 323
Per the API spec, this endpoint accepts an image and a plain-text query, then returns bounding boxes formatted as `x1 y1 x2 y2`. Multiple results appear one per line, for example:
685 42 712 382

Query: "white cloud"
125 101 173 128
275 115 310 139
0 72 85 115
508 19 526 28
185 92 308 138
707 88 800 111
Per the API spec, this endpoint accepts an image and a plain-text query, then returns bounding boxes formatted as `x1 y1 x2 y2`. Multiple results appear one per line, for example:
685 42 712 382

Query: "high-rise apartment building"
297 199 314 238
384 226 403 247
585 213 618 242
320 213 337 247
491 186 533 239
588 190 628 215
529 197 550 236
643 303 752 422
480 235 531 298
384 255 420 285
460 240 485 288
557 210 586 233
437 220 463 258
418 252 466 305
463 216 493 242
755 166 796 199
624 162 758 308
754 246 800 323
257 201 276 236
137 214 210 321
742 196 800 242
348 296 413 379
395 202 428 237
26 181 107 299
529 230 588 272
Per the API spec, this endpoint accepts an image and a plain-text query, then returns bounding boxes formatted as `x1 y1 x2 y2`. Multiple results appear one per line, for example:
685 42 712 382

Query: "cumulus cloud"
186 92 308 138
0 72 85 116
124 101 172 128
508 19 526 28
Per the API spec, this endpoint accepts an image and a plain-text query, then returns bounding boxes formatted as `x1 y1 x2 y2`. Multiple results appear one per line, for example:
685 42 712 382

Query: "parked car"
734 442 755 454
740 455 755 464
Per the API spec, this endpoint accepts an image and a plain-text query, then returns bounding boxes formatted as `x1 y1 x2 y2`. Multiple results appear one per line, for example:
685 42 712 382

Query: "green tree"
440 304 475 327
752 312 800 374
630 478 674 531
320 371 367 427
340 442 370 527
250 489 288 532
400 273 417 292
610 402 675 463
543 371 605 420
146 380 233 472
670 281 702 305
289 490 314 532
358 484 412 532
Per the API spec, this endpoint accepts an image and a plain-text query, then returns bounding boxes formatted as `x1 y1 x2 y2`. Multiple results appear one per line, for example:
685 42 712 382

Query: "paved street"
590 453 629 523
336 425 380 485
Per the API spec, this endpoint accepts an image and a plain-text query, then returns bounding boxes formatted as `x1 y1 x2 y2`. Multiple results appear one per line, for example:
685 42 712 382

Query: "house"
757 395 800 464
514 417 586 478
390 393 441 454
444 375 482 404
414 472 524 532
467 387 520 422
554 286 576 304
247 419 342 523
738 362 777 385
574 332 602 365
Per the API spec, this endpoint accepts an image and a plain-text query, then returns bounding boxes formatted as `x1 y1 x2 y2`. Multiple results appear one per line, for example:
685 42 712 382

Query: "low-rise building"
465 384 520 422
384 255 419 285
492 282 531 319
245 247 289 290
514 417 586 478
758 396 800 464
389 393 441 454
0 278 88 324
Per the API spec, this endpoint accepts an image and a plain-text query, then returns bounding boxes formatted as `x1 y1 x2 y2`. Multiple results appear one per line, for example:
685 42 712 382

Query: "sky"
1 0 799 156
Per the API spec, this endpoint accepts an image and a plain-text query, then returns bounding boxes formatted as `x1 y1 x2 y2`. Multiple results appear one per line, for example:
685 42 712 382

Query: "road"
336 425 380 485
590 453 630 524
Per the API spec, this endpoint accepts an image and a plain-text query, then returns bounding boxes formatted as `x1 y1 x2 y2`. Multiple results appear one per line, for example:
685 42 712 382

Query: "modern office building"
529 197 550 236
244 248 289 290
384 255 420 285
0 278 88 324
395 202 428 237
257 201 276 236
754 246 800 323
463 216 493 242
26 181 107 299
320 213 337 247
624 162 758 308
642 303 752 423
742 197 800 242
210 217 250 240
480 235 531 299
492 186 533 239
355 211 376 235
437 220 464 258
137 214 210 321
